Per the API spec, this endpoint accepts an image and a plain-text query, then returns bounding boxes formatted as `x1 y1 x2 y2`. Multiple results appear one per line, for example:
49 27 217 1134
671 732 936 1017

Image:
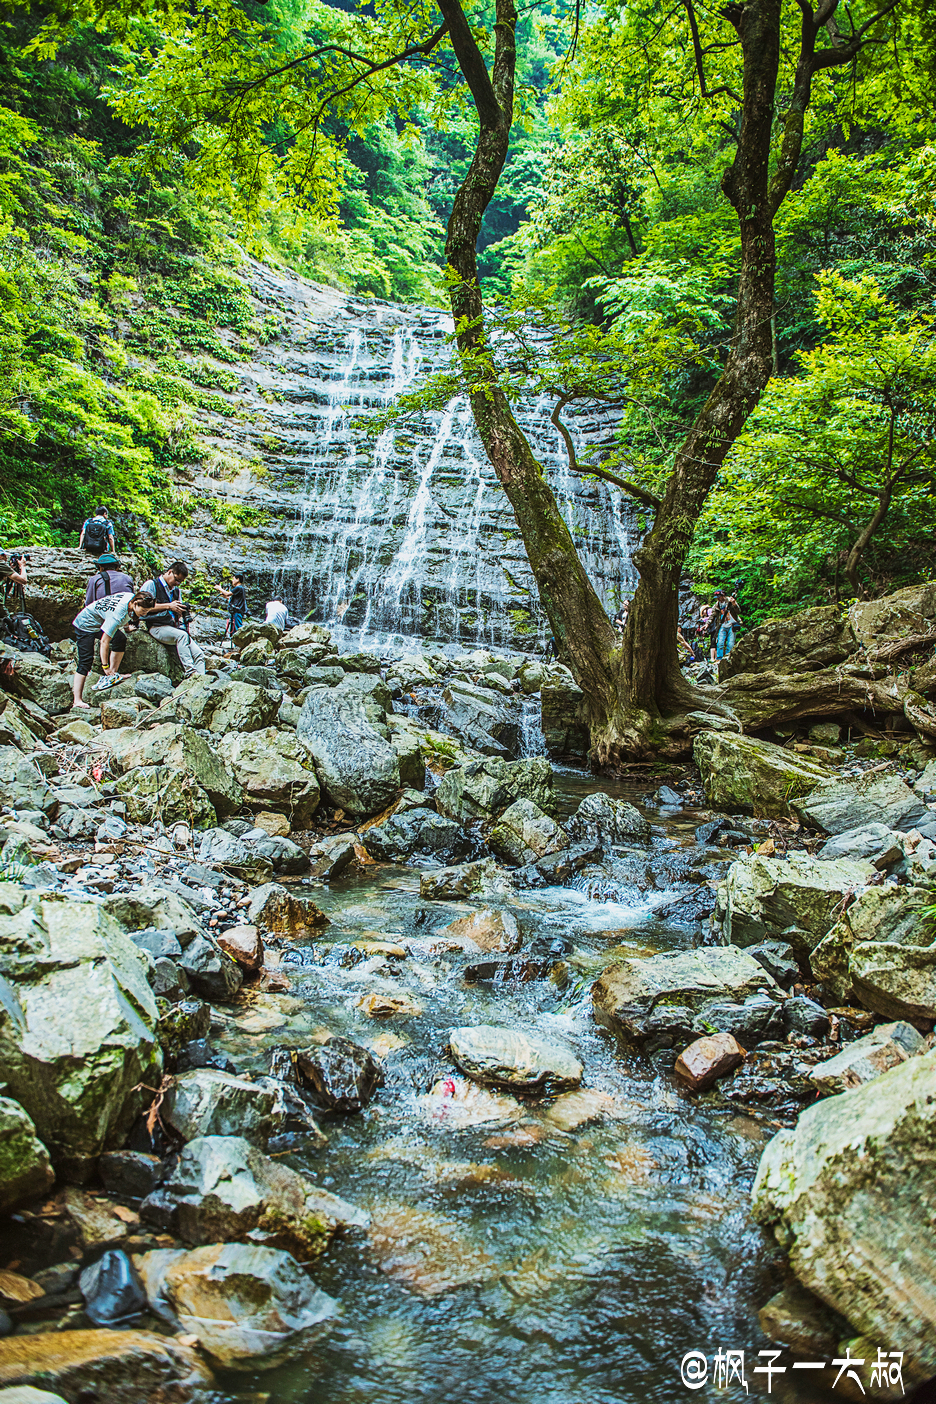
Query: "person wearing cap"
84 553 134 606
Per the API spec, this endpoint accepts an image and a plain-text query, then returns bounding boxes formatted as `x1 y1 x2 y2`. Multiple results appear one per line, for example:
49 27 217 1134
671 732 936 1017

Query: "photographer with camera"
139 560 206 677
0 550 28 614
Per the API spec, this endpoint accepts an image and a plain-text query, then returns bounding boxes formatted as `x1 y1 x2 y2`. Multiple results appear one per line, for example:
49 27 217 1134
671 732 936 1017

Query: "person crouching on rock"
139 560 206 677
71 590 151 709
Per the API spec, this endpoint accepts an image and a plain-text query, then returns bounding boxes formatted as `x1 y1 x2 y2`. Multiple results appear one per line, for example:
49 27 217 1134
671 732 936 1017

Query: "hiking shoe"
91 673 123 692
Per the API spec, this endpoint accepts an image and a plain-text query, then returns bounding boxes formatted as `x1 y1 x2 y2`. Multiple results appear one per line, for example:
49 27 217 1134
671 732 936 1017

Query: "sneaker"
91 673 123 692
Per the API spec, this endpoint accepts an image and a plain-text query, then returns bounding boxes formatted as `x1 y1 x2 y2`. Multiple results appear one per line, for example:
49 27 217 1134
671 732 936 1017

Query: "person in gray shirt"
71 590 150 708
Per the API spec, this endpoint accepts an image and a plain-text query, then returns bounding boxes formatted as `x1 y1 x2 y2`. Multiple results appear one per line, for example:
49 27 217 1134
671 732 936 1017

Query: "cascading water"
254 293 640 652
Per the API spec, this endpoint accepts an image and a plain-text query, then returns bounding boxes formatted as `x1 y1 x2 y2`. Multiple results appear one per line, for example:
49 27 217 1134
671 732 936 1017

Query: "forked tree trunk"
437 0 879 761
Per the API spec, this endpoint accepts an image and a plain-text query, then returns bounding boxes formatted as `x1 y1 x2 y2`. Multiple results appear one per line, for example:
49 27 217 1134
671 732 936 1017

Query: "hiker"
0 550 27 614
78 507 116 556
712 589 742 660
216 571 248 637
612 600 629 635
264 598 288 631
84 552 134 606
71 590 150 708
139 561 206 676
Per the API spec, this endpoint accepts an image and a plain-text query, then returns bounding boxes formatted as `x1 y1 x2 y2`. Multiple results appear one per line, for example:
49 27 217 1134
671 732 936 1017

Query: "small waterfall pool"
206 771 813 1404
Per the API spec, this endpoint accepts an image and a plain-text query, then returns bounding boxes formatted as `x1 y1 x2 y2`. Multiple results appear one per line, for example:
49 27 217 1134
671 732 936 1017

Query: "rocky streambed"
1 617 935 1404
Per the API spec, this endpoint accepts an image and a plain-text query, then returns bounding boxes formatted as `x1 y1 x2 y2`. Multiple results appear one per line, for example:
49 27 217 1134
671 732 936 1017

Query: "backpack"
83 518 109 552
7 613 51 658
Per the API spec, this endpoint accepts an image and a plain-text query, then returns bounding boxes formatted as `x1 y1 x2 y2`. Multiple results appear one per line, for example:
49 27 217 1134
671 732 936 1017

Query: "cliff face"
156 260 640 650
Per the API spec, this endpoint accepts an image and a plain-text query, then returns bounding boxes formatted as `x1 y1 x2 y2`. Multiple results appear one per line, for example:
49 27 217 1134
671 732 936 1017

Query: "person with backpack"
215 571 248 638
139 560 206 676
712 589 743 660
71 590 151 707
78 507 116 556
84 553 134 606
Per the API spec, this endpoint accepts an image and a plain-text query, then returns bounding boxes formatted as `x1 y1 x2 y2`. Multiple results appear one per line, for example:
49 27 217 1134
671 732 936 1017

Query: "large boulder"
435 758 511 823
140 1135 367 1254
0 1095 54 1211
208 681 281 736
362 808 472 865
115 766 217 829
118 630 183 683
593 946 779 1047
811 883 936 1019
135 1243 338 1373
162 1070 281 1149
565 792 650 844
449 1025 582 1092
752 1049 936 1386
0 746 56 815
487 798 568 867
216 727 320 827
104 884 203 946
540 675 589 760
0 890 161 1166
714 850 876 958
7 656 72 716
440 680 519 757
694 732 833 819
296 681 400 817
848 580 936 650
793 771 929 835
0 1330 214 1403
278 623 332 651
99 723 242 817
718 604 856 680
809 1020 925 1097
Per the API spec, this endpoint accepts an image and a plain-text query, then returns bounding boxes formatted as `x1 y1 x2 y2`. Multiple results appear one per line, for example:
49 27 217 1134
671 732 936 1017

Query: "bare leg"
106 650 124 675
72 673 91 708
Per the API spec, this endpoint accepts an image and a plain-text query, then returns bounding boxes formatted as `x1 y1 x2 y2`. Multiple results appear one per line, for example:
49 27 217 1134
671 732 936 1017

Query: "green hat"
96 553 120 566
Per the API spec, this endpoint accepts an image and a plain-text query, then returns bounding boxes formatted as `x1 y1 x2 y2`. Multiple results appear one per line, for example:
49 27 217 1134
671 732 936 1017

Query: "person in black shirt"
216 572 248 638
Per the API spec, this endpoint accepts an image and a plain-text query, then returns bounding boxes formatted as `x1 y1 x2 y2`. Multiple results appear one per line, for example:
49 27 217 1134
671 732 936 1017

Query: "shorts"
75 628 126 676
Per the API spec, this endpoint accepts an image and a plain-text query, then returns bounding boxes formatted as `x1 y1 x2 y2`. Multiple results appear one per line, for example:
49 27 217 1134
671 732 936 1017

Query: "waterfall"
255 295 639 652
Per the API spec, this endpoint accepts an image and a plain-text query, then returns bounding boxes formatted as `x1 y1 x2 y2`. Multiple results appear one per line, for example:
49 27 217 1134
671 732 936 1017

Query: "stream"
205 768 828 1404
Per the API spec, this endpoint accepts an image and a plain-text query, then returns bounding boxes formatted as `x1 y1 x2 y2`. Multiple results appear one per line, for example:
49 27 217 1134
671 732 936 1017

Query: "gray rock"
0 1389 70 1403
714 851 875 958
540 677 588 759
150 957 190 1000
215 727 320 828
794 771 928 835
295 1037 383 1112
690 992 784 1045
135 1242 338 1372
0 746 56 815
52 807 98 841
79 1249 147 1326
487 798 568 867
306 835 356 880
0 1327 213 1401
817 821 901 862
752 1049 936 1386
719 604 856 679
195 829 274 883
418 858 497 900
130 928 183 960
435 758 511 823
140 1134 367 1253
0 890 161 1165
296 681 400 818
178 934 243 1002
155 999 211 1059
0 1095 54 1211
105 885 204 946
363 808 472 865
246 884 328 939
449 1024 582 1092
251 834 309 875
565 792 650 844
7 656 72 715
99 1150 165 1200
441 681 519 757
812 883 936 1019
694 731 832 819
783 994 831 1038
747 939 800 988
163 1069 281 1148
810 1020 924 1096
593 946 780 1047
101 723 242 817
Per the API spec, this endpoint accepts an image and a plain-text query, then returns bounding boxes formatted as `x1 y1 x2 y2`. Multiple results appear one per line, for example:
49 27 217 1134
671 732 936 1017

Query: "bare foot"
71 701 91 710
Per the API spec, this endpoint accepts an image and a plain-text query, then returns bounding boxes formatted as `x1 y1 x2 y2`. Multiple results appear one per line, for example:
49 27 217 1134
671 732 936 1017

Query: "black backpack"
83 518 109 552
5 613 51 658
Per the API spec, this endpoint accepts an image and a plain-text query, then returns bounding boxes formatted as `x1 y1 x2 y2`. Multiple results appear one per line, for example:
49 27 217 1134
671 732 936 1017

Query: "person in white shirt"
265 599 288 631
138 560 206 677
71 591 150 708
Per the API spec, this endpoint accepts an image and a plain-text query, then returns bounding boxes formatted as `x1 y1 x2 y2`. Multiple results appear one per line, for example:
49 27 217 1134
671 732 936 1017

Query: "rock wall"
157 262 641 652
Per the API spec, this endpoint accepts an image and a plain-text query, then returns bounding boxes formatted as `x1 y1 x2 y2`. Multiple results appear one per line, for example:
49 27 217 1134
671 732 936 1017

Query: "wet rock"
674 1032 745 1091
419 858 497 900
215 727 320 826
0 1330 215 1403
783 994 831 1038
439 907 522 954
295 1037 383 1112
105 884 203 946
78 1250 146 1326
0 891 160 1166
539 1088 623 1132
817 822 901 863
488 798 568 867
540 676 588 759
793 771 928 835
449 1024 583 1092
435 757 511 822
694 731 832 819
306 835 356 880
251 834 310 876
714 850 875 957
163 1069 281 1148
357 990 423 1018
247 883 329 939
690 992 783 1045
385 653 440 693
133 673 173 705
0 1389 68 1403
363 808 472 865
216 923 262 972
564 792 650 845
137 1242 338 1373
130 927 183 960
593 946 779 1047
0 1096 54 1211
747 939 800 988
155 998 211 1058
758 1281 852 1360
99 1150 164 1201
752 1048 936 1385
810 1020 924 1096
140 1134 367 1252
296 680 400 817
811 883 936 1019
441 681 519 757
208 681 282 735
178 934 243 1001
240 637 275 666
234 620 281 649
